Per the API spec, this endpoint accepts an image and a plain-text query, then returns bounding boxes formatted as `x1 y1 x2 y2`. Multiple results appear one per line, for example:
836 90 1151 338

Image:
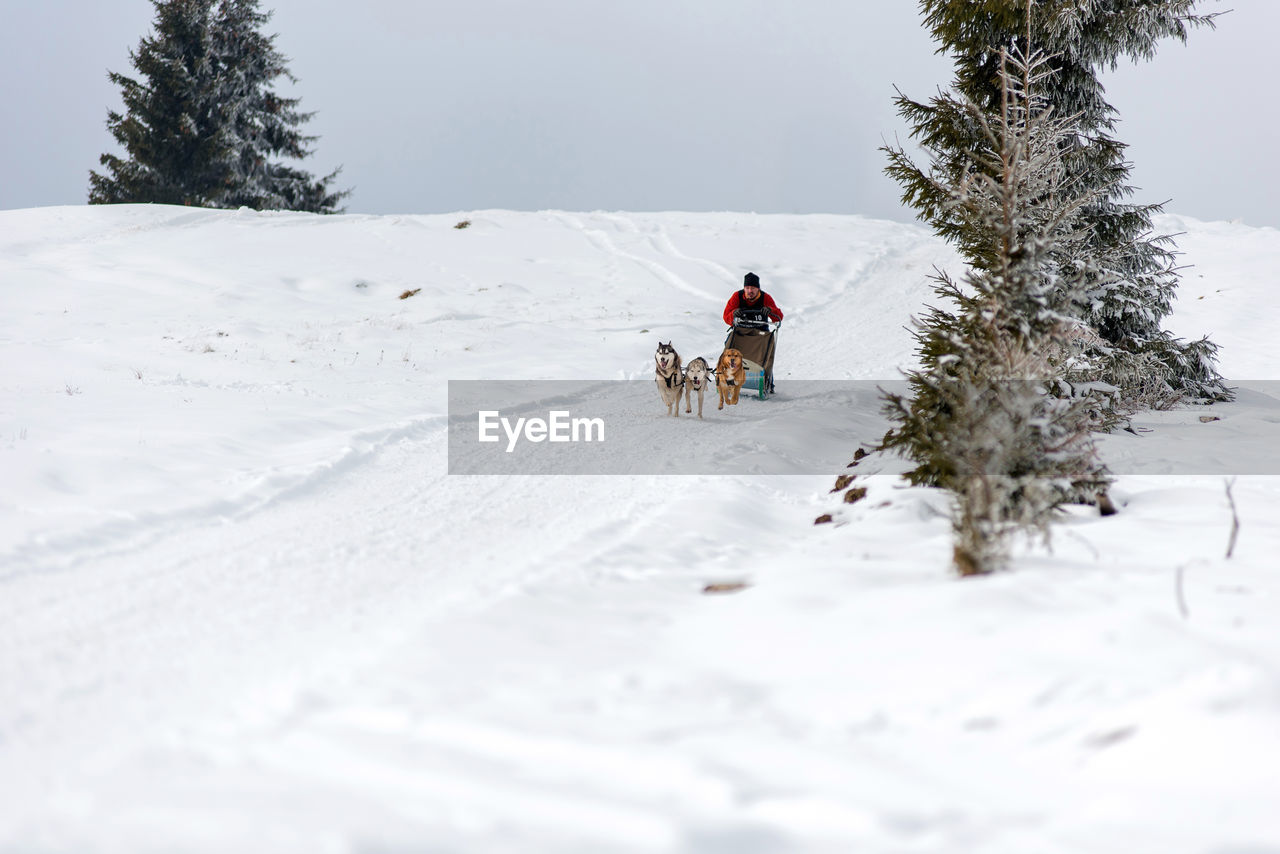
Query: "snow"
2 204 1278 853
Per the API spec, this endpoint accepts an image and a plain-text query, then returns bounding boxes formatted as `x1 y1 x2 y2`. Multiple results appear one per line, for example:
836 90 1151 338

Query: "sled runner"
724 308 780 400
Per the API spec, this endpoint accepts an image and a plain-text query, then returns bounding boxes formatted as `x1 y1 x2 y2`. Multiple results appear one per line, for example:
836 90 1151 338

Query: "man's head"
743 272 761 295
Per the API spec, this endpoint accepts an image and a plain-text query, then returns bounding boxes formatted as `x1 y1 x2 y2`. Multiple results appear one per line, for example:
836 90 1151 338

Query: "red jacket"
723 289 783 325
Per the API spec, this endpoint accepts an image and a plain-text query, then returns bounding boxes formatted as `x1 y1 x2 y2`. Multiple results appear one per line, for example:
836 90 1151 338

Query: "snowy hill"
2 205 1278 853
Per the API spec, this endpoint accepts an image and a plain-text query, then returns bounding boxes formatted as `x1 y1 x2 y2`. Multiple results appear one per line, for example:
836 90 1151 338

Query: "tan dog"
716 348 745 410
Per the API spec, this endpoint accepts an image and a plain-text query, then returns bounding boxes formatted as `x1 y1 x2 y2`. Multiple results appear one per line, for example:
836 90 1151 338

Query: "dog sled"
724 308 780 400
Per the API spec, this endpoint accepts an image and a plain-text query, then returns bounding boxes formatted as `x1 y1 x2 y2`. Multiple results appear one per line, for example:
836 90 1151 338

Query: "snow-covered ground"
2 205 1278 853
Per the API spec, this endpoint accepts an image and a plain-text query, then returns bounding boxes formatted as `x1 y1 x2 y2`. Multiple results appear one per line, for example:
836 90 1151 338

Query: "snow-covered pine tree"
894 0 1230 404
210 0 347 212
90 0 347 213
882 40 1110 575
89 0 230 207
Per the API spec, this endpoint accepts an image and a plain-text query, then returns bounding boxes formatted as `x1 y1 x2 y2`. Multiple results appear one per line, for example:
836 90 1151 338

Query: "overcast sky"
3 1 1277 227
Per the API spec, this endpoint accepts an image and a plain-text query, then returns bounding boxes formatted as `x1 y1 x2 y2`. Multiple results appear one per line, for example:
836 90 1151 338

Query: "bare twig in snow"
1224 477 1240 559
1175 563 1190 619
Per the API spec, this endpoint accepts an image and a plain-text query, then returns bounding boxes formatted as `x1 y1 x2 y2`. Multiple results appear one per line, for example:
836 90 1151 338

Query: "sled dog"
716 348 745 410
683 356 710 419
654 341 683 416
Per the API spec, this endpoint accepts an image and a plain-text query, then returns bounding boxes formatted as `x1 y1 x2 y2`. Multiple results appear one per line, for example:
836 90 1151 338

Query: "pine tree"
882 40 1110 575
90 0 347 212
89 0 228 207
894 0 1230 403
210 0 347 211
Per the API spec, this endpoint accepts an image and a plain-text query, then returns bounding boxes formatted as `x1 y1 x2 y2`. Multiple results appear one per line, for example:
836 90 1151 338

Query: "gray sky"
3 1 1277 227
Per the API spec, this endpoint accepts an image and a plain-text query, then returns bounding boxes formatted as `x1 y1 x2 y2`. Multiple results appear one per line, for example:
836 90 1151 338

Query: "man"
723 271 783 326
722 271 781 395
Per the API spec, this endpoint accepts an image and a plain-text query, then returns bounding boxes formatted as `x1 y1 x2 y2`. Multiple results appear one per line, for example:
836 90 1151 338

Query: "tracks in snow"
553 213 726 302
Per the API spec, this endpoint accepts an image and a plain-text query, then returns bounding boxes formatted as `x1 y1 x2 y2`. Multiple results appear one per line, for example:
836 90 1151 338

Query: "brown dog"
716 348 745 410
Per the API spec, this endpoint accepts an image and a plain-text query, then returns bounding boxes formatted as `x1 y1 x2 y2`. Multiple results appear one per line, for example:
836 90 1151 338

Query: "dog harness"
658 362 683 388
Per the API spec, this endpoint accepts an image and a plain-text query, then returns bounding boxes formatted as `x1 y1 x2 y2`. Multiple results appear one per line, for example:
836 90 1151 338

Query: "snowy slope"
2 205 1278 853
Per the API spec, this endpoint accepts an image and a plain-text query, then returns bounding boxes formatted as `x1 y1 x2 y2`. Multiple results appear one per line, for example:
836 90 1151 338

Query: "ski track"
597 212 739 286
2 428 844 853
0 414 450 579
555 213 720 303
0 423 704 818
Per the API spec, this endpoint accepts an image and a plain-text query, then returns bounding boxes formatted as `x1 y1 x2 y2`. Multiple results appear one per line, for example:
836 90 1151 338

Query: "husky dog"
716 348 745 410
654 341 683 416
683 356 710 419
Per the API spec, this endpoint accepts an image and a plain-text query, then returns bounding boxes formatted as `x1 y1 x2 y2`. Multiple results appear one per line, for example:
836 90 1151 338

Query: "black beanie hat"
744 272 760 288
